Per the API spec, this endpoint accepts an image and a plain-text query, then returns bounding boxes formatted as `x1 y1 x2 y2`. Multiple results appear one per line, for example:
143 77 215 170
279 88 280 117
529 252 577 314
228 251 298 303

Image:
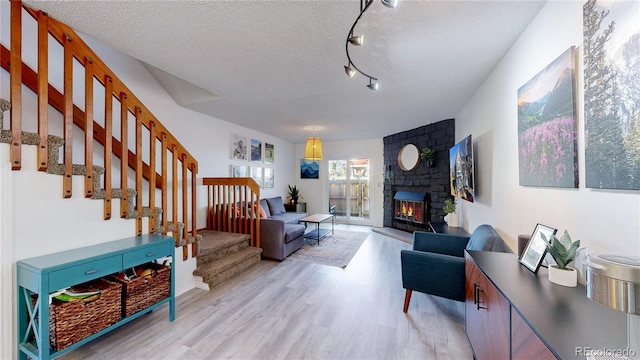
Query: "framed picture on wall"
263 168 274 189
231 165 248 178
232 134 247 160
251 139 262 162
251 166 263 188
300 159 319 179
264 143 275 164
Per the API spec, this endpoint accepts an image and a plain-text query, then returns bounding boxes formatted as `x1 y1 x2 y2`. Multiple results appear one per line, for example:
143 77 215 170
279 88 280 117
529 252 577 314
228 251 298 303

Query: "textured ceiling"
24 0 546 143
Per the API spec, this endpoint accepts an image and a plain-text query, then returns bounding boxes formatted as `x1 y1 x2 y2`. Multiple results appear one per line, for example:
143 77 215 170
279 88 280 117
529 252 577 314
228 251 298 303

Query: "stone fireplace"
383 119 455 233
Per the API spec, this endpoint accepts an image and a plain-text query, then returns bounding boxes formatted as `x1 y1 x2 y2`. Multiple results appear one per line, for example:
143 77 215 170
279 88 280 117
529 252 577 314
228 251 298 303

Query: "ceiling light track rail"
344 0 397 90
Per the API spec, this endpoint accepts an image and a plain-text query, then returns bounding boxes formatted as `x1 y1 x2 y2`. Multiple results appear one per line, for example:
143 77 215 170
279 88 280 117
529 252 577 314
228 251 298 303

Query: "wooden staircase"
193 230 263 290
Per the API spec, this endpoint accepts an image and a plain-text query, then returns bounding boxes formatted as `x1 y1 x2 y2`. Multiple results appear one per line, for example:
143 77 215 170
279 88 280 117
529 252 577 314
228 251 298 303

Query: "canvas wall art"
517 46 578 188
584 0 640 190
232 134 247 160
251 139 262 162
300 159 319 179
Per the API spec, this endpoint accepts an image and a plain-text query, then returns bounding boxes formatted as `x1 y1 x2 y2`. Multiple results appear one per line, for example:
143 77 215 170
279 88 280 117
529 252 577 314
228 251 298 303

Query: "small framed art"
519 223 557 273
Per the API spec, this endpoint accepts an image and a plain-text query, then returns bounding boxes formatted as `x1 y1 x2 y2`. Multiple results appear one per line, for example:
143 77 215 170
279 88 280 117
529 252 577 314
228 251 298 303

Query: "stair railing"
3 1 198 260
203 177 261 248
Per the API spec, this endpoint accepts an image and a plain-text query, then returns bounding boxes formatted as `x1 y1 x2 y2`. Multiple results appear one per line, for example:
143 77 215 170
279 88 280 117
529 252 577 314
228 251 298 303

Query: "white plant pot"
548 265 577 287
445 213 459 227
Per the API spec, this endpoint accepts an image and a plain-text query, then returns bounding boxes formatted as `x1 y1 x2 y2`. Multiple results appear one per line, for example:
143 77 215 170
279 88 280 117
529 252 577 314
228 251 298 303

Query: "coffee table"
299 213 334 245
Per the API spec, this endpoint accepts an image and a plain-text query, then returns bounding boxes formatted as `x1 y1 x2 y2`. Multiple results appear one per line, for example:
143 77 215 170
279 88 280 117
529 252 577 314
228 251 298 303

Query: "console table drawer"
123 243 171 268
49 255 122 290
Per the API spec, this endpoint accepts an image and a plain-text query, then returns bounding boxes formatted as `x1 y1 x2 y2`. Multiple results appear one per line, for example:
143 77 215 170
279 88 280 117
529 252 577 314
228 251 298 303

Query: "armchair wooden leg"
403 289 412 313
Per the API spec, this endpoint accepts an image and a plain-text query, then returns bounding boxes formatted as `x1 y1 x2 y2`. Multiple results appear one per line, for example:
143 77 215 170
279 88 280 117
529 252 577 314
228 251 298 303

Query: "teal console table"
16 234 175 360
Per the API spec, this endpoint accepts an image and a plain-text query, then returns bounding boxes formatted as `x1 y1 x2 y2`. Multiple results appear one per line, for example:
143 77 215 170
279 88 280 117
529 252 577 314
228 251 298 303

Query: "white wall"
456 1 640 260
294 138 384 227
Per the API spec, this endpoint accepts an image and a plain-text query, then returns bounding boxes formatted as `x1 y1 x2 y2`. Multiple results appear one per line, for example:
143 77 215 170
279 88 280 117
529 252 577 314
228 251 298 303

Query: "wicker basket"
113 263 171 317
49 278 122 351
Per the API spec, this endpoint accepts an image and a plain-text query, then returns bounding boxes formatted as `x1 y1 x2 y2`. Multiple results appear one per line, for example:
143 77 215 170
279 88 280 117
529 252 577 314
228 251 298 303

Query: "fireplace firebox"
394 191 428 224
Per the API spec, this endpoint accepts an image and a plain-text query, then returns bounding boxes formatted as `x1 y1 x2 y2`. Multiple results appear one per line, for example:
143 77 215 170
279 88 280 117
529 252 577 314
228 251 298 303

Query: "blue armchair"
401 224 509 313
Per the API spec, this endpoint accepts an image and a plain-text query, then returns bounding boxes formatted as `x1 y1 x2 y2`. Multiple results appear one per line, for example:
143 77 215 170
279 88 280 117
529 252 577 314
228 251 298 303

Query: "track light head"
348 35 364 46
381 0 398 9
344 65 356 78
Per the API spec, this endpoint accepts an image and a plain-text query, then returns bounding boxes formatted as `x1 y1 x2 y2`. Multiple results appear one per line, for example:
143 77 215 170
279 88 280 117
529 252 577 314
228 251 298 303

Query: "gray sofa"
259 197 308 260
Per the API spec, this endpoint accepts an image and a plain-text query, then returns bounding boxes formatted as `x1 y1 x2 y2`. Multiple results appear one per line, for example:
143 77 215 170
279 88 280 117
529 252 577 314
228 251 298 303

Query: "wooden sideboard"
465 250 628 359
16 234 175 360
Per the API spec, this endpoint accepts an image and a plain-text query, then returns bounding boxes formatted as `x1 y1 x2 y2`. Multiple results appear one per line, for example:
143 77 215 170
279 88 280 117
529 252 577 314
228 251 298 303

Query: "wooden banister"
203 178 261 248
4 2 199 256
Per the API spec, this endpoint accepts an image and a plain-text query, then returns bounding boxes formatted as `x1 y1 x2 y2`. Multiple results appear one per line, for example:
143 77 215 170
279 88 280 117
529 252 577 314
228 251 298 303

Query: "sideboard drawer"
123 243 171 268
49 255 122 290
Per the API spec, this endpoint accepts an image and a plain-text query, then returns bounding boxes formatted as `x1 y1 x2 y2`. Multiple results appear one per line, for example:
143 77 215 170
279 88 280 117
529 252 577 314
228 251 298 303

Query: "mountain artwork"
517 46 578 188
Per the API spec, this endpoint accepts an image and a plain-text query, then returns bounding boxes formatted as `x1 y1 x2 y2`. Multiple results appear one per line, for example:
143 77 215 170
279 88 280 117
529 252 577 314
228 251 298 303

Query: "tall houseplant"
443 198 459 227
542 230 582 287
287 185 301 205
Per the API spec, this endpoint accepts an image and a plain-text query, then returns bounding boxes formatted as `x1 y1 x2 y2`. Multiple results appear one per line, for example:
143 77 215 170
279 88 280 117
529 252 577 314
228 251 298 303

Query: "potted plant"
542 230 582 287
443 198 459 227
420 147 436 167
287 185 301 205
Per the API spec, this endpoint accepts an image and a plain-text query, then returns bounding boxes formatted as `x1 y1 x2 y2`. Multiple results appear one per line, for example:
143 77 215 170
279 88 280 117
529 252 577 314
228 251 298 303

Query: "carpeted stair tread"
197 230 250 256
193 246 262 289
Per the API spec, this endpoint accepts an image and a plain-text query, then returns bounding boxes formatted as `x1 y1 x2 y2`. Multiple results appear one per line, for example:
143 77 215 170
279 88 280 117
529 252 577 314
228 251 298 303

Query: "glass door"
328 159 370 224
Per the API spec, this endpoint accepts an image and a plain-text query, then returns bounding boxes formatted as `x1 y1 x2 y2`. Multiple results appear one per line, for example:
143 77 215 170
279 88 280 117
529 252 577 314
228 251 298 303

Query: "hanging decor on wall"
300 159 320 179
584 0 640 190
517 46 578 188
231 134 247 160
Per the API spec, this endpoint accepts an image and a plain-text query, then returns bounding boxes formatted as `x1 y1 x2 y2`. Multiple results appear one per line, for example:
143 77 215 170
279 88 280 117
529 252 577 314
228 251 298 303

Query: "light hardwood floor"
60 226 473 359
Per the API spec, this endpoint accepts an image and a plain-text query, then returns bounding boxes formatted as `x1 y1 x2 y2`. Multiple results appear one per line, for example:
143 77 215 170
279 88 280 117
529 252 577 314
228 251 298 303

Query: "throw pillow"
266 196 286 216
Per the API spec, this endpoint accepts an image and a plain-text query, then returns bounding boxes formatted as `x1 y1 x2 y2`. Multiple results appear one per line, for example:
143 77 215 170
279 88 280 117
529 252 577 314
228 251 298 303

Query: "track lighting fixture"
344 0 397 90
367 78 379 90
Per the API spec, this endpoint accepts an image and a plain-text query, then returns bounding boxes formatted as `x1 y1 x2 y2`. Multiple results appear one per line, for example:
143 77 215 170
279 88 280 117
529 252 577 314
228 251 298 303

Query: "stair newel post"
172 144 179 246
10 0 22 171
37 10 49 171
191 162 198 257
148 121 156 233
84 57 94 198
119 92 129 217
135 107 143 236
182 154 189 261
161 133 168 234
62 33 73 198
103 76 113 220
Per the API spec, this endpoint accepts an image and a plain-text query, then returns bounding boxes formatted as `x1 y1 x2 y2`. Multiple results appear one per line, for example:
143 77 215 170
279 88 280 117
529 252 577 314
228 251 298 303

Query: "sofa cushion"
466 224 509 252
260 199 271 217
284 224 305 243
266 197 286 216
270 212 308 224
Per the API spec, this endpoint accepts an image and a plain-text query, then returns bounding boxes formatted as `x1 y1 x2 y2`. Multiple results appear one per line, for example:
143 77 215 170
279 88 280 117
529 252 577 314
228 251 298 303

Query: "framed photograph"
264 143 274 164
232 134 247 160
263 168 274 189
519 223 557 273
231 165 248 178
251 139 262 162
250 166 262 188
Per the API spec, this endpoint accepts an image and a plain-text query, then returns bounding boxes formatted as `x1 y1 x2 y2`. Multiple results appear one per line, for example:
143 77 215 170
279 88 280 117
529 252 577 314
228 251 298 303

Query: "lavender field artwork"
518 47 578 188
584 0 640 190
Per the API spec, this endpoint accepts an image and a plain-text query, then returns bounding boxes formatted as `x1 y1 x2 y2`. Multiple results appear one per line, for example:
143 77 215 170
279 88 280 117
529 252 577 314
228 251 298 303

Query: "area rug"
287 230 369 268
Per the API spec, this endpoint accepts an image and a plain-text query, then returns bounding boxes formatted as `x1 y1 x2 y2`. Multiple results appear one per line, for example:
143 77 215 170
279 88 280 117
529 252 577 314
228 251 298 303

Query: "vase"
445 213 459 227
548 265 577 287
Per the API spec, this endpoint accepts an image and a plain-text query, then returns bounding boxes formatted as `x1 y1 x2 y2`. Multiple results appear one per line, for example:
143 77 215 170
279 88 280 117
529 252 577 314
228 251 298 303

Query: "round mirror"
398 144 420 171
